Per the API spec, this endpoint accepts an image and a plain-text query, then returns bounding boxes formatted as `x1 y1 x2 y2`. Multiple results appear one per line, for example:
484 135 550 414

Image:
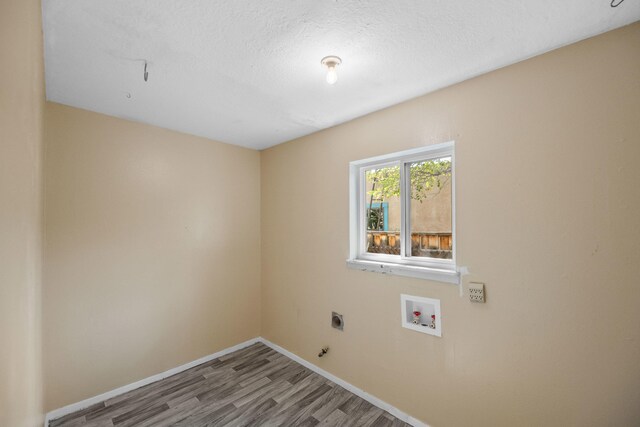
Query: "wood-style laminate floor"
49 342 412 427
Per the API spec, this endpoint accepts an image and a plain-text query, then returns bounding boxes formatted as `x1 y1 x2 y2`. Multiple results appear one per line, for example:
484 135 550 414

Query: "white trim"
349 141 454 167
400 160 408 259
349 141 458 284
258 338 430 427
45 336 431 427
346 258 460 284
450 146 457 268
44 337 261 426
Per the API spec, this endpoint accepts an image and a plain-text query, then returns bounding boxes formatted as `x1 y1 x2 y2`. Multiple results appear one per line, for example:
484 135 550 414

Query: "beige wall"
0 0 44 426
43 103 261 410
261 23 640 427
385 179 452 233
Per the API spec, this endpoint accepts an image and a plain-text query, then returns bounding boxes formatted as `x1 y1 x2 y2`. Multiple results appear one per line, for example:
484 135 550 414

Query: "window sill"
346 259 460 285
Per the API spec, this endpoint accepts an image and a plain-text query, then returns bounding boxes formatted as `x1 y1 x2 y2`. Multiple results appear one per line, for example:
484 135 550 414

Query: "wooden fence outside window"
366 231 452 259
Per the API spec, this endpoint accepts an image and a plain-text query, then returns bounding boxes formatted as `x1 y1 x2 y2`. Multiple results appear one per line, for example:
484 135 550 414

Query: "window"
348 142 459 284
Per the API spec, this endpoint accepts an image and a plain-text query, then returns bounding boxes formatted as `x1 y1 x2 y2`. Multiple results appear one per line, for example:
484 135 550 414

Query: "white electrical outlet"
469 282 485 303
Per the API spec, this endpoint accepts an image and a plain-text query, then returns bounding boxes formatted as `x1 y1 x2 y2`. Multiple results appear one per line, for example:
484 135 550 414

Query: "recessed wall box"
400 294 441 337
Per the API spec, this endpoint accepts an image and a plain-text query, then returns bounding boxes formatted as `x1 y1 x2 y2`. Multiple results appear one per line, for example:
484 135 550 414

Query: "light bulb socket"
321 56 342 70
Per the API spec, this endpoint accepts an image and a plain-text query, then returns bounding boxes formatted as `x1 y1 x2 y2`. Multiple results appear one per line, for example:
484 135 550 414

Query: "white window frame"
347 141 460 284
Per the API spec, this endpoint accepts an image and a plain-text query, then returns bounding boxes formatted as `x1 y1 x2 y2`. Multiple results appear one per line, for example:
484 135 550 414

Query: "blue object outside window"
368 202 389 231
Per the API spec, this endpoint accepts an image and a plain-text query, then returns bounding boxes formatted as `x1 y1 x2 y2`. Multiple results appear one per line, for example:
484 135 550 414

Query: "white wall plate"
400 294 441 337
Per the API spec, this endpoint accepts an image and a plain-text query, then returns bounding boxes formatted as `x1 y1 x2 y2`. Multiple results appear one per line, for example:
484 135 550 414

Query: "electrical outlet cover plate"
469 282 485 303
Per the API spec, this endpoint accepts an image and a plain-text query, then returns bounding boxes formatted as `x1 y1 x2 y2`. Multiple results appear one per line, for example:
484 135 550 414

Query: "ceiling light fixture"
321 55 342 85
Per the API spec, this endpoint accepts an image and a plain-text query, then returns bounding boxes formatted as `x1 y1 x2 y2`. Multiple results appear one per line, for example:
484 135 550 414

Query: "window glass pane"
365 166 400 255
409 157 452 259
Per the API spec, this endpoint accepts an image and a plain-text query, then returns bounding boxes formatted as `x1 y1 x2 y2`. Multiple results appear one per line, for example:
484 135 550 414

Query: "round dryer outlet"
331 312 344 331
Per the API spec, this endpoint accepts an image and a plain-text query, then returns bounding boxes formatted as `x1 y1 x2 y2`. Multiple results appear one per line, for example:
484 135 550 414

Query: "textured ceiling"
42 1 640 150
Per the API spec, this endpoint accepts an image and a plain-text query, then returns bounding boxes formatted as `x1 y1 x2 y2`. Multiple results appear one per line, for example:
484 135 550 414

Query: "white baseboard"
44 337 260 426
45 336 429 427
258 337 429 427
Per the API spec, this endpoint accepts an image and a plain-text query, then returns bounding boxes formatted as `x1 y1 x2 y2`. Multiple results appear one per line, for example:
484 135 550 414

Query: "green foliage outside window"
365 159 451 231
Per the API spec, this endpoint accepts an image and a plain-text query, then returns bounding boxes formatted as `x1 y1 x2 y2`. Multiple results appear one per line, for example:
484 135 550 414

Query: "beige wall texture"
43 103 261 411
261 23 640 427
384 179 452 233
0 0 44 426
